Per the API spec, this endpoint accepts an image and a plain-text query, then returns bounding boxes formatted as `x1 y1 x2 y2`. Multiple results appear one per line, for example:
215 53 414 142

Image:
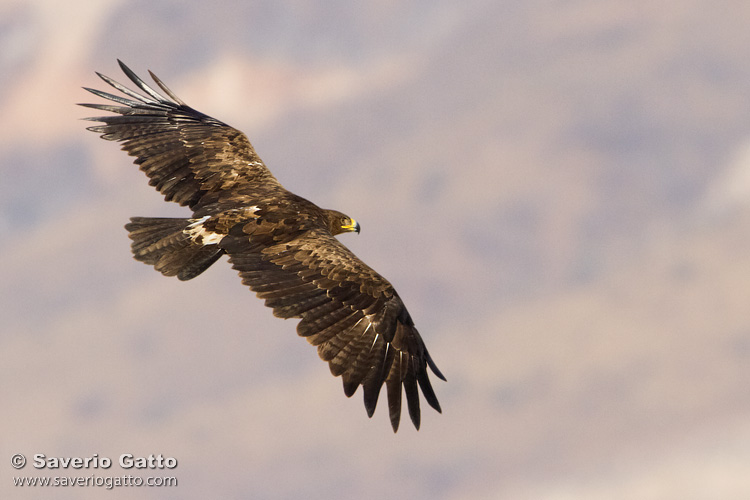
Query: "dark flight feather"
80 60 444 432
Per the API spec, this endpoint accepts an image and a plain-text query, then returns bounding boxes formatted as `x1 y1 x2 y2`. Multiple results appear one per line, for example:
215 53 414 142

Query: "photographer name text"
31 454 177 470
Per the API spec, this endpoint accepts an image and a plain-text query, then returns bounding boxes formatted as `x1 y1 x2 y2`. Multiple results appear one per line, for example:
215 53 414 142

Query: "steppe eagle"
80 60 444 432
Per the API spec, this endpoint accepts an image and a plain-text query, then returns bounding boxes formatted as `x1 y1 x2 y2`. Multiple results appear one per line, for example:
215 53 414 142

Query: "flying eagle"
80 60 444 431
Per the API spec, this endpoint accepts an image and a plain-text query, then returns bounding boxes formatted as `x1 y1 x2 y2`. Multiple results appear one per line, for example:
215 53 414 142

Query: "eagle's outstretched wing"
221 227 445 432
80 59 282 209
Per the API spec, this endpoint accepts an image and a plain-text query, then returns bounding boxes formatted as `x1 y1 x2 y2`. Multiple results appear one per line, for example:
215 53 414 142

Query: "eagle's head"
326 209 360 236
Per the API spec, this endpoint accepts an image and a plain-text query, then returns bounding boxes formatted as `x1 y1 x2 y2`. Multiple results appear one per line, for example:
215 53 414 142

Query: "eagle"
80 60 444 431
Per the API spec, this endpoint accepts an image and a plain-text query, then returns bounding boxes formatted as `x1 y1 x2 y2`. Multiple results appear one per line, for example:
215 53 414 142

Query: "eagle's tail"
125 217 225 281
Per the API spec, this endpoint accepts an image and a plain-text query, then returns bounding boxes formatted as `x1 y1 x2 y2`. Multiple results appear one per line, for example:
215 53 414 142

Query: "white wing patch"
185 216 224 245
184 207 259 246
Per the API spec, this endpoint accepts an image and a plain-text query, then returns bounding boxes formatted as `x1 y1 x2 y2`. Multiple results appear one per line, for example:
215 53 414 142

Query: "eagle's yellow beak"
342 218 360 234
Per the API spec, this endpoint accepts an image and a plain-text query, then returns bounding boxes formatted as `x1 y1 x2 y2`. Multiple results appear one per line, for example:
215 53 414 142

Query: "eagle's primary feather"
80 60 444 432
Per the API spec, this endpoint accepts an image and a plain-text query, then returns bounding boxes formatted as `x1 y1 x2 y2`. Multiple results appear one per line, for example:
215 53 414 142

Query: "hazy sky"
3 1 750 499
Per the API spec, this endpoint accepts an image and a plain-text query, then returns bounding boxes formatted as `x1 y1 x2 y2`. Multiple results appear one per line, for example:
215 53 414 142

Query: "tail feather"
125 217 225 281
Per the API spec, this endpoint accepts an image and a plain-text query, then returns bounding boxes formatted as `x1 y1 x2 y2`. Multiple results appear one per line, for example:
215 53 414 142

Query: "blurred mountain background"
3 0 750 498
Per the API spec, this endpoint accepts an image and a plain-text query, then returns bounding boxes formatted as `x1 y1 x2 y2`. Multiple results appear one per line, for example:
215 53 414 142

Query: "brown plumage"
80 60 444 432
